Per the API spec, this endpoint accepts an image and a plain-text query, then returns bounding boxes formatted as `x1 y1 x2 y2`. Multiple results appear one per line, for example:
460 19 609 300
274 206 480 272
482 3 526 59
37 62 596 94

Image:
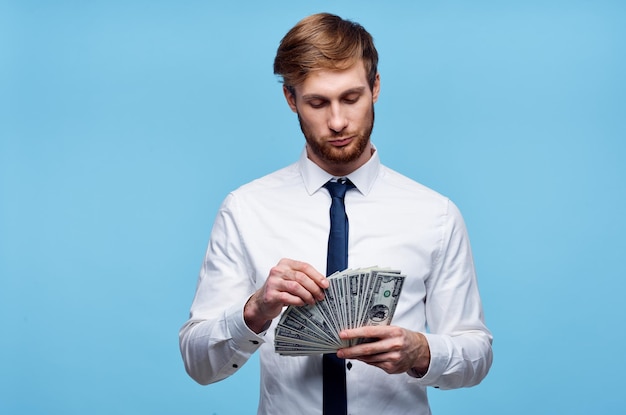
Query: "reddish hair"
273 13 379 92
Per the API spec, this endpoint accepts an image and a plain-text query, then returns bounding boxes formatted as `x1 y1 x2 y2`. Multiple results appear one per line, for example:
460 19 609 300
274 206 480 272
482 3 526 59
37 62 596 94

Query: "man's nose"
327 103 348 133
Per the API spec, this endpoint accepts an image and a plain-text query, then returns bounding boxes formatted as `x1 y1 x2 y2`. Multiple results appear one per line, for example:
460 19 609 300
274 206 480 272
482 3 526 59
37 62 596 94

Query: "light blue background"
2 1 625 413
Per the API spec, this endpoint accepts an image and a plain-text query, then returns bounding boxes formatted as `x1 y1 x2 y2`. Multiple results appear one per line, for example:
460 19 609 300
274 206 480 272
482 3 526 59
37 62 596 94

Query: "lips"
329 136 354 147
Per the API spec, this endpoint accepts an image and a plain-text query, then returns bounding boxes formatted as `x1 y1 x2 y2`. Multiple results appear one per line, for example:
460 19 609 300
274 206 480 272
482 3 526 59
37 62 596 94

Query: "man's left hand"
336 325 430 375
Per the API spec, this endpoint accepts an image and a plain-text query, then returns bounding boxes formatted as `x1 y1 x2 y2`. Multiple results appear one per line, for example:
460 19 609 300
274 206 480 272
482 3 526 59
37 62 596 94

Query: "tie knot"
324 179 354 199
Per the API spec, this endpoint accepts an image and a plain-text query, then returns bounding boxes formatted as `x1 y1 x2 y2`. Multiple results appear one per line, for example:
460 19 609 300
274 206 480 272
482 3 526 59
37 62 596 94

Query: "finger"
291 270 329 302
281 259 329 289
263 270 312 307
339 325 394 341
277 259 328 302
338 327 408 359
269 270 325 305
337 337 390 359
278 275 319 305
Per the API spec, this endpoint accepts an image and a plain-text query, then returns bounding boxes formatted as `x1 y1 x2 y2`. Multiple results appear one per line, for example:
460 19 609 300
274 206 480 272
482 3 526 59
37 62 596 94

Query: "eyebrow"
301 86 367 101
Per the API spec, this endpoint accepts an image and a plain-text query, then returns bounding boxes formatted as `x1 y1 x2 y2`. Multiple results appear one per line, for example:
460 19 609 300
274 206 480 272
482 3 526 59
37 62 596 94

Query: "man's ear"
372 73 381 104
283 85 298 113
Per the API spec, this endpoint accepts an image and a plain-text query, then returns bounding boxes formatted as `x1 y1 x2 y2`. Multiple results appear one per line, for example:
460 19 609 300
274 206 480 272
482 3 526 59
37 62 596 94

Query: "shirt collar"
298 144 381 196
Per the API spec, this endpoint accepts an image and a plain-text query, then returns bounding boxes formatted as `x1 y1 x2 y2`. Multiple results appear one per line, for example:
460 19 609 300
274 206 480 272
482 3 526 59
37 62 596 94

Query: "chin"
311 142 355 164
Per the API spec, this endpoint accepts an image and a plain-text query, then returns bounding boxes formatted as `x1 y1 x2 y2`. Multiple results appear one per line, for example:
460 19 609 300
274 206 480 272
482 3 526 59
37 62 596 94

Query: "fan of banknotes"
274 267 405 356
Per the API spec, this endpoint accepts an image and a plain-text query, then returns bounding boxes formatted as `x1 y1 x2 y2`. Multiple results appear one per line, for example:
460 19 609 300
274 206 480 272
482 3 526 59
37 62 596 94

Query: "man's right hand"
243 258 328 333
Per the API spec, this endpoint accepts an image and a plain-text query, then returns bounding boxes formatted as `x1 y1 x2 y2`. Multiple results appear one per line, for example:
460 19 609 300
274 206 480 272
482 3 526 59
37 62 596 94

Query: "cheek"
347 102 372 120
300 111 327 132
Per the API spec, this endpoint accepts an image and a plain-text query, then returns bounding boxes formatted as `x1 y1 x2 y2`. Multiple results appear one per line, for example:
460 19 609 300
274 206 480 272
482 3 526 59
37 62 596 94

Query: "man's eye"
308 100 327 108
343 95 360 104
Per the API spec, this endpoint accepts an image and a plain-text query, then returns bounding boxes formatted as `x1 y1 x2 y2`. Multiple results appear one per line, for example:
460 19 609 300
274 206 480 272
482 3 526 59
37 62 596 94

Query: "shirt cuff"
226 296 268 350
406 333 449 387
213 298 267 380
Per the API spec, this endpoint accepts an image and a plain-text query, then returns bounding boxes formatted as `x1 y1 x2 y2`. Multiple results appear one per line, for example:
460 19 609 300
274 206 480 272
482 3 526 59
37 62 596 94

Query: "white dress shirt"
179 147 493 415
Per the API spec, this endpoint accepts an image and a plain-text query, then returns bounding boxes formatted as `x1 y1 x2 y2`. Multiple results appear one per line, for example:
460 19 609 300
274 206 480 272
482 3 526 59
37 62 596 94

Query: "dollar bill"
275 267 405 355
353 272 405 346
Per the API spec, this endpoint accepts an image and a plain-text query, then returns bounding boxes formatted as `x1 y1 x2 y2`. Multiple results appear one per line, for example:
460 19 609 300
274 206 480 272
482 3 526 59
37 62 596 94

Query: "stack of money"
274 267 405 356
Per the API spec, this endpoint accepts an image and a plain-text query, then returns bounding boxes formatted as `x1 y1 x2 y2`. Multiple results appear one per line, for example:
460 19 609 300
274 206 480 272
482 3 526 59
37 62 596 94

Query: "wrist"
408 367 427 378
409 332 431 378
244 294 271 333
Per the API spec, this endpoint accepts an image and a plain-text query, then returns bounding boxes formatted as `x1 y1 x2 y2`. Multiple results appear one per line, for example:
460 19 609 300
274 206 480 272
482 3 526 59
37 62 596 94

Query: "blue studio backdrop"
1 1 625 414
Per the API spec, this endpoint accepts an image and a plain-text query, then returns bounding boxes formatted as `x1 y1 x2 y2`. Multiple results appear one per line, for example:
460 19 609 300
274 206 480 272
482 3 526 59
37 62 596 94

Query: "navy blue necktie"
322 178 354 415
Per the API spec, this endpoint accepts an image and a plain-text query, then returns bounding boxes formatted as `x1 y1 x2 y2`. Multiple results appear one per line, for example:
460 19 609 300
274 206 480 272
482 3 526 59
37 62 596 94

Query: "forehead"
297 62 369 97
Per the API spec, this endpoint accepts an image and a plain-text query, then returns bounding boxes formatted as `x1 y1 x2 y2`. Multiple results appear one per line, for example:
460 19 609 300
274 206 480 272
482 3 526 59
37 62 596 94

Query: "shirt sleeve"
409 199 493 389
178 194 265 385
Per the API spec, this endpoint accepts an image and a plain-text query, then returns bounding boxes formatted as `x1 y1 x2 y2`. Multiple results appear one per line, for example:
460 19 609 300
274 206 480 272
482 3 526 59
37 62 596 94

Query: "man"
179 12 492 415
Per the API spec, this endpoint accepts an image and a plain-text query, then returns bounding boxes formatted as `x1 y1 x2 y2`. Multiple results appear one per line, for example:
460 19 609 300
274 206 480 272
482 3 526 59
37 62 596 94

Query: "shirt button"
232 364 239 368
346 361 353 370
250 340 259 345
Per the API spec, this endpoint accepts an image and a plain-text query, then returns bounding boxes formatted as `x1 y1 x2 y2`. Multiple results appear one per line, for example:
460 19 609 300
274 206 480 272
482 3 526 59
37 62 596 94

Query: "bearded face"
284 63 380 175
298 105 374 167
